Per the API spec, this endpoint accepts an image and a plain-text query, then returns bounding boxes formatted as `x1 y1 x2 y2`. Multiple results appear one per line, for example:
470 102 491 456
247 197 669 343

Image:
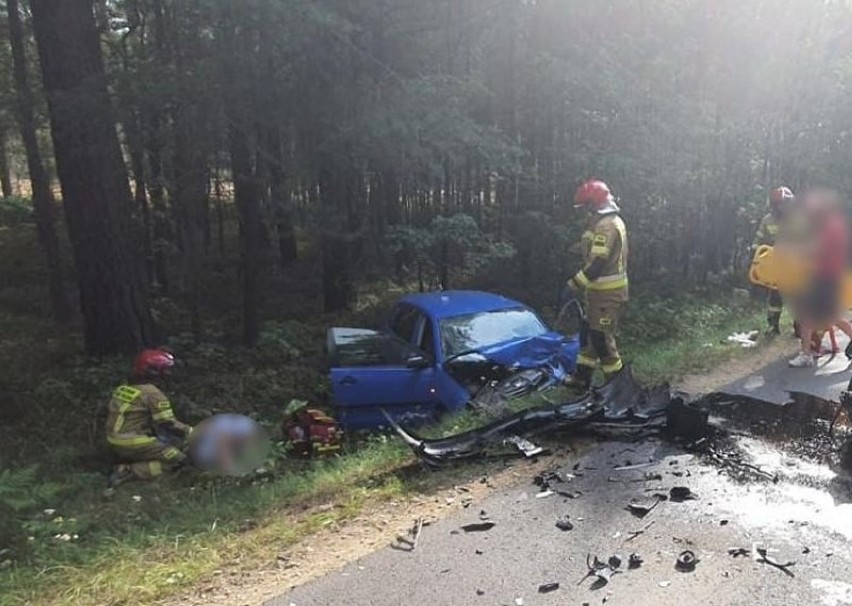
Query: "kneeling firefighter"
565 179 629 390
105 349 193 485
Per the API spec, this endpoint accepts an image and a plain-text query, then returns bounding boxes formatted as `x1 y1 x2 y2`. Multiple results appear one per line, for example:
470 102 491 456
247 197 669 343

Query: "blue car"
326 290 580 429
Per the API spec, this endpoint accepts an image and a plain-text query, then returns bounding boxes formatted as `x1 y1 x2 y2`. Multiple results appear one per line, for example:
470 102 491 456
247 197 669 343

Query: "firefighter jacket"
568 212 629 301
106 383 191 448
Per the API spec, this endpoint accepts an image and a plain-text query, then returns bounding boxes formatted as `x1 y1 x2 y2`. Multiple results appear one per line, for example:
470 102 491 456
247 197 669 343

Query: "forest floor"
0 221 780 606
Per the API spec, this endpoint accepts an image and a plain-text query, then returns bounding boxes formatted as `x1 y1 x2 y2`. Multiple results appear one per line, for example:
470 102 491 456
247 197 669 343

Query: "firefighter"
105 349 192 486
565 179 629 390
754 186 795 335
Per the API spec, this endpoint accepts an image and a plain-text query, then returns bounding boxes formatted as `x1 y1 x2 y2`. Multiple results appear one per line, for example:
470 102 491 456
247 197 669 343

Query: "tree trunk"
7 0 72 323
171 101 209 340
319 167 353 312
0 129 12 198
229 120 263 346
30 0 155 354
126 118 153 287
146 112 170 292
265 129 297 267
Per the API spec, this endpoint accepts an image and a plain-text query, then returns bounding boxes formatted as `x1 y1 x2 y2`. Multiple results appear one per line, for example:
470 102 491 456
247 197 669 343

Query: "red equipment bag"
284 408 342 457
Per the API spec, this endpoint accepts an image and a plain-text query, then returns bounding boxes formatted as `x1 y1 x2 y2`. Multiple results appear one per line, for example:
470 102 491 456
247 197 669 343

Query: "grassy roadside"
0 294 771 606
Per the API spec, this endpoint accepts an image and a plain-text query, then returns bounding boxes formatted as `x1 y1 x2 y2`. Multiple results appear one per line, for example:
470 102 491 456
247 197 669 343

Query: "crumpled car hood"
474 332 576 370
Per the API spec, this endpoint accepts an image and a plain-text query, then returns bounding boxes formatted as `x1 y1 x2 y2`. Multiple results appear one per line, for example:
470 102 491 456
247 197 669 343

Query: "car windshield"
440 308 547 358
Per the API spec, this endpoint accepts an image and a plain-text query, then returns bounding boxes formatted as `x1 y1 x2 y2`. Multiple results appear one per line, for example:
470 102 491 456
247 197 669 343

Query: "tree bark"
0 129 12 198
318 167 354 312
7 0 72 323
171 102 208 340
229 119 263 346
265 128 297 267
30 0 155 354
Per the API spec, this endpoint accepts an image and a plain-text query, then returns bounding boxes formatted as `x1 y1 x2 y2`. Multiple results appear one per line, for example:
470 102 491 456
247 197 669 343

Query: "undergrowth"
0 218 770 606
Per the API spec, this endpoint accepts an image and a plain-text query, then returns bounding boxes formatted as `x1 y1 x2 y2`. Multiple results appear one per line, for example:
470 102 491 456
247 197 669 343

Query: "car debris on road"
676 550 699 572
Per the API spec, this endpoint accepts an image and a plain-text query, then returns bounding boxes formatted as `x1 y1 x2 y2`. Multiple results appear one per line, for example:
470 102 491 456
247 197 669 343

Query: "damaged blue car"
326 290 580 429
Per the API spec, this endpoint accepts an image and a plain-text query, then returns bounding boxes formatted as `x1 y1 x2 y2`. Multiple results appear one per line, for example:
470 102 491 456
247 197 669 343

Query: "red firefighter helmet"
132 349 175 378
769 186 794 209
574 179 613 210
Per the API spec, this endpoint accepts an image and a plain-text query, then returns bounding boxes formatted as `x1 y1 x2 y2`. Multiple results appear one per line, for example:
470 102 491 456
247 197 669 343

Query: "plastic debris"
628 553 643 569
393 518 424 552
538 583 560 593
754 546 796 577
669 486 698 502
579 554 621 589
614 462 654 471
461 522 495 533
505 435 544 457
676 550 699 572
555 516 574 531
726 331 759 348
626 499 659 518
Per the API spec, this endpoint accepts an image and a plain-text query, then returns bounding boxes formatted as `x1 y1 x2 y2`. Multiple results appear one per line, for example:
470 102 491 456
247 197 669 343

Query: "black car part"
384 366 674 467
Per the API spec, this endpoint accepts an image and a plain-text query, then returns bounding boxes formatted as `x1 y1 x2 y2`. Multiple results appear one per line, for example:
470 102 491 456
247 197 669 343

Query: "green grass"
0 294 773 606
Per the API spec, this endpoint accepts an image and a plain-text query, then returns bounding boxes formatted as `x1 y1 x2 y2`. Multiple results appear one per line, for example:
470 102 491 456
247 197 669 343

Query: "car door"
328 306 441 429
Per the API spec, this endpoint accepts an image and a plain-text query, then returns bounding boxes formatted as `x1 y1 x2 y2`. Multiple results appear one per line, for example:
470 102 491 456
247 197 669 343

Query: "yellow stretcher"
749 245 852 306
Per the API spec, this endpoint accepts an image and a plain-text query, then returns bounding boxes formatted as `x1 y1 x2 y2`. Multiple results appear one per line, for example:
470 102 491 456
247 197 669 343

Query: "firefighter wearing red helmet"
753 186 795 335
565 179 629 390
105 349 192 486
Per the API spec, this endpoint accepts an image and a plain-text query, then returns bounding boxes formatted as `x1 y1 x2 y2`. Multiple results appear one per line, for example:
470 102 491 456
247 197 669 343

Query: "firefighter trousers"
109 437 187 480
577 291 626 380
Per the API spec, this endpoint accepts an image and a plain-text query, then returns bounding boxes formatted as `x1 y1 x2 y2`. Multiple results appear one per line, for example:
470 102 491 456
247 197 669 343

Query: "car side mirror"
406 354 431 370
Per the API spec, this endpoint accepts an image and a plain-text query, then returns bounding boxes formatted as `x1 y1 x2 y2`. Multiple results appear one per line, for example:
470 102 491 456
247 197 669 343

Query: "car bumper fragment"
385 366 677 467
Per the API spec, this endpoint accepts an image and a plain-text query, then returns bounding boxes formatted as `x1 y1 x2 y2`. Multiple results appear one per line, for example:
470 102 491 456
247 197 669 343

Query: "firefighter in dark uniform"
105 349 192 485
753 186 795 335
565 179 629 390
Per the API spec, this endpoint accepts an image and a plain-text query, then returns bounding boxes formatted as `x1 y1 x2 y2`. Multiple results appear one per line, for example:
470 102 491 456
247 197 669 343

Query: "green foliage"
0 197 33 225
385 213 515 289
0 467 61 513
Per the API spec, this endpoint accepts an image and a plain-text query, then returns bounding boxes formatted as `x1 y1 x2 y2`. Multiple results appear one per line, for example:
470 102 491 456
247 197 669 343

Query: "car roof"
398 290 528 320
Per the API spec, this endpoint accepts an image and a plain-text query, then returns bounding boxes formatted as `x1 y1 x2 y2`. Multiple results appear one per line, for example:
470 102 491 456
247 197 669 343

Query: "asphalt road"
269 348 852 606
269 439 852 606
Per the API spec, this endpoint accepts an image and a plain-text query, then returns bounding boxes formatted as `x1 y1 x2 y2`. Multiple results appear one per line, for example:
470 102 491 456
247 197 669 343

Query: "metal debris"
626 520 655 542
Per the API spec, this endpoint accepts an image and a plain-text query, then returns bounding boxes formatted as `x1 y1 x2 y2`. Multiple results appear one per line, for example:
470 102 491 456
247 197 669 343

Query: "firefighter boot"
766 312 781 337
108 464 134 488
564 364 594 393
